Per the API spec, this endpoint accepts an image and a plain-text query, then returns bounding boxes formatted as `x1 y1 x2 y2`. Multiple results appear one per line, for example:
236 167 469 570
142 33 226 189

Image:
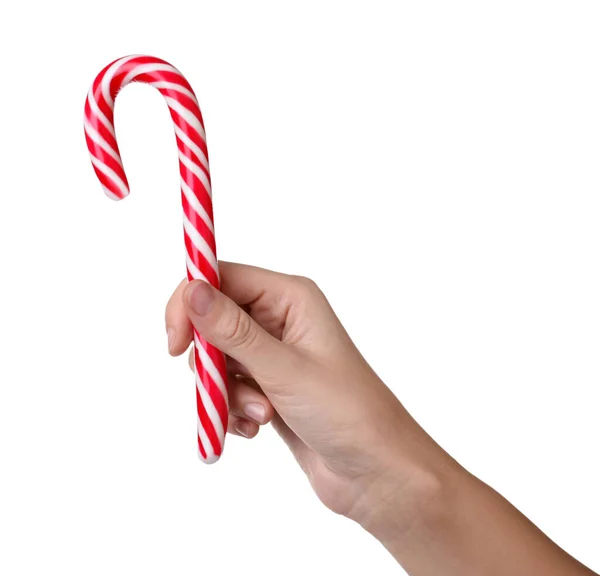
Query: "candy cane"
84 55 228 464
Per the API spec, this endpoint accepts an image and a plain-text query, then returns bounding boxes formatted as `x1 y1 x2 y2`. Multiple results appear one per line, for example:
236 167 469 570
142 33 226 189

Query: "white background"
0 1 599 574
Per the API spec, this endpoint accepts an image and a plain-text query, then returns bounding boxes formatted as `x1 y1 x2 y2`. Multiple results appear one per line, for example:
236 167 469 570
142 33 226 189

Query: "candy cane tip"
198 450 221 465
102 185 130 201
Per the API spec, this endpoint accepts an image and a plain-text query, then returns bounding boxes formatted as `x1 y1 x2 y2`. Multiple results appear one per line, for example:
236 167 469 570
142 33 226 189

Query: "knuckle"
222 307 258 350
290 275 325 306
291 275 319 293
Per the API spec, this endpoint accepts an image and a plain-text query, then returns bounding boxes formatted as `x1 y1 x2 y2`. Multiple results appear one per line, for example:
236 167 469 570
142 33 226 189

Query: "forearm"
350 417 596 576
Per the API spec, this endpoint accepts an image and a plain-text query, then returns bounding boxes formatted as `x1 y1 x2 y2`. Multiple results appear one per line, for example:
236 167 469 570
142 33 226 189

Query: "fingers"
228 416 259 439
226 357 253 379
227 378 271 439
188 344 252 378
188 349 252 380
183 280 299 381
188 347 274 437
219 261 342 350
228 376 274 425
194 350 274 424
219 261 328 315
165 279 194 356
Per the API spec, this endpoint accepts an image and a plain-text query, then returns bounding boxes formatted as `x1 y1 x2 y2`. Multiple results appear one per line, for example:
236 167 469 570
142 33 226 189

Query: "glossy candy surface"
85 55 228 463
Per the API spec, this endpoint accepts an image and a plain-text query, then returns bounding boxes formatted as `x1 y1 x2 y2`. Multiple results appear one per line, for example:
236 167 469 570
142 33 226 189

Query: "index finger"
218 261 293 308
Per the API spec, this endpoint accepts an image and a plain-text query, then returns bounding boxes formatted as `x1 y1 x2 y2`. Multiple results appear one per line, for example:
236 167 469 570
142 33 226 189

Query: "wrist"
346 425 465 559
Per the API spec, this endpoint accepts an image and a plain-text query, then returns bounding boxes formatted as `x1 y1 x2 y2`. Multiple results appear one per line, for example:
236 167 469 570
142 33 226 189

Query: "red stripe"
94 90 114 129
165 91 204 119
180 164 213 216
156 87 199 106
205 342 228 389
176 137 211 186
180 186 213 225
111 60 197 102
106 56 167 99
84 93 120 154
184 233 219 287
85 56 229 459
171 112 209 160
86 137 128 188
91 164 127 199
181 190 216 248
127 68 196 95
180 169 213 221
133 70 186 85
181 193 217 252
91 58 116 97
196 380 222 457
195 343 229 431
176 135 211 184
197 434 208 460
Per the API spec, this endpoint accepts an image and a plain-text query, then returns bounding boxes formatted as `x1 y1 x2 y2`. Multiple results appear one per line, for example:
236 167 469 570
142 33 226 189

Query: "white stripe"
87 56 163 139
103 54 142 106
84 119 123 166
196 417 217 463
101 185 121 201
174 125 209 171
196 370 225 444
185 253 209 283
165 96 206 141
180 178 214 234
195 335 228 403
90 155 129 198
198 450 219 465
150 80 199 106
183 229 218 282
86 89 115 140
183 213 218 273
122 63 184 87
178 152 212 197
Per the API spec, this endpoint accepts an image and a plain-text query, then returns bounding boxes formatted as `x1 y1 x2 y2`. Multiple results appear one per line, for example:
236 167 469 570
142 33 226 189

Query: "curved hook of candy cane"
84 55 228 464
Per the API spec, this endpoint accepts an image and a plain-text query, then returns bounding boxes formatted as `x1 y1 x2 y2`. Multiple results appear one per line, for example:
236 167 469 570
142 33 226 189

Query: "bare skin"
165 261 598 576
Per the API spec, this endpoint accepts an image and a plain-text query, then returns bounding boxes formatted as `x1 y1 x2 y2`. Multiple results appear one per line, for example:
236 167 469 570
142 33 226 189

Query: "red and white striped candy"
84 55 228 464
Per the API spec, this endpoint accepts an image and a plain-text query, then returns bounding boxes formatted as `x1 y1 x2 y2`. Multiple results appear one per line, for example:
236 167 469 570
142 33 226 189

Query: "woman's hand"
165 262 447 524
166 262 597 576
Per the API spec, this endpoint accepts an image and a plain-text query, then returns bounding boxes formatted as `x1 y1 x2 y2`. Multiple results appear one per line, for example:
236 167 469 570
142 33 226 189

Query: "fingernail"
167 328 176 353
234 421 250 438
244 403 266 424
189 281 215 316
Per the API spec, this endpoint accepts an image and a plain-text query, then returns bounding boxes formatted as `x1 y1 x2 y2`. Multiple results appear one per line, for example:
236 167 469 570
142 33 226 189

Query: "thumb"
183 280 296 380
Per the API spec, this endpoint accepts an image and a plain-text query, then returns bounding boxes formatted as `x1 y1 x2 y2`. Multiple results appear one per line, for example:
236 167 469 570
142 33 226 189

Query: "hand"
165 262 598 576
164 262 446 523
